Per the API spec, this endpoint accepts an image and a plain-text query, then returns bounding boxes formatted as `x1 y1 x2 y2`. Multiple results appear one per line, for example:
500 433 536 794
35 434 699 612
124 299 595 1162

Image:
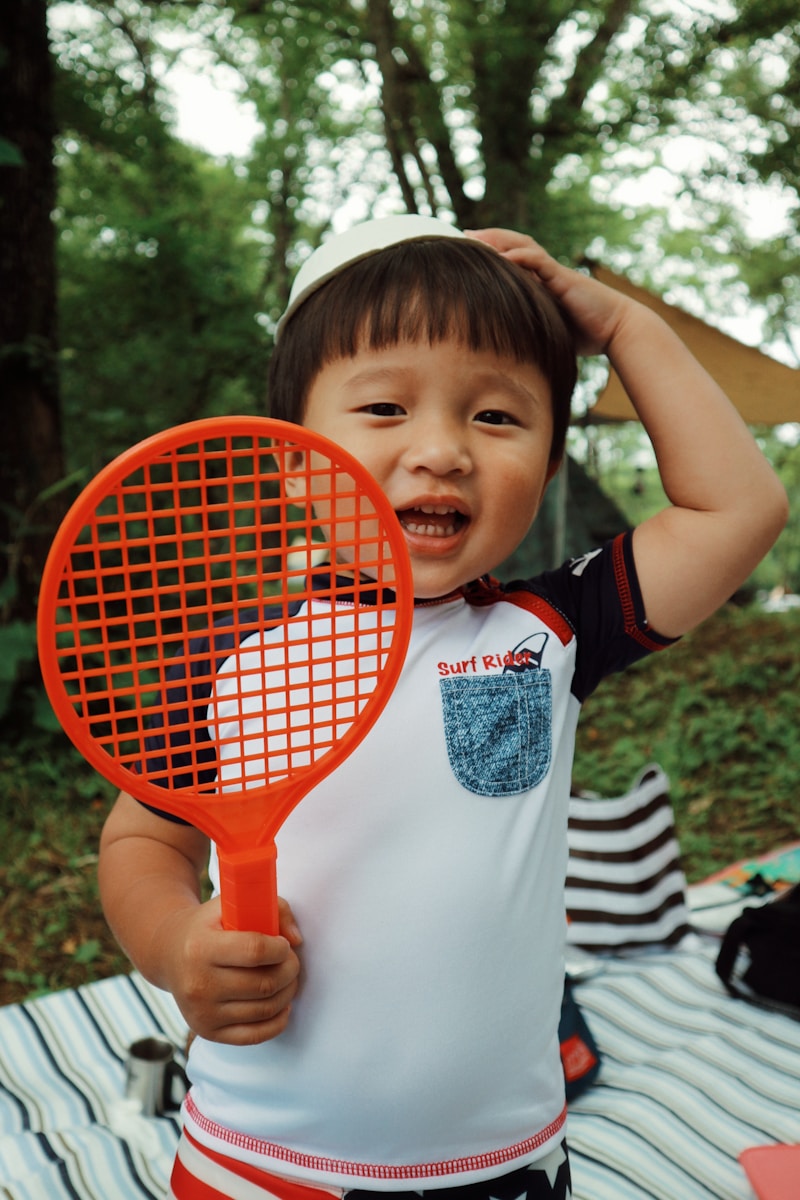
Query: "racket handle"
218 843 280 937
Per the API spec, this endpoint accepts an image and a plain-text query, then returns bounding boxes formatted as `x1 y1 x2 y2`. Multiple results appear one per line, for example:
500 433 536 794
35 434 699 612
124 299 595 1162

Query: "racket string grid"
39 419 412 934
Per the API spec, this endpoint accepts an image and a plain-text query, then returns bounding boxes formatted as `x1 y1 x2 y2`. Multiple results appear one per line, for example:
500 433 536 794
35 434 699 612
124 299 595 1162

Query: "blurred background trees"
1 0 798 723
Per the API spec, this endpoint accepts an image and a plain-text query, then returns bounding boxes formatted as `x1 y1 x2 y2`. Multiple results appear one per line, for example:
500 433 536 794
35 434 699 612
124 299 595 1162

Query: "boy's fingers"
213 1004 294 1046
176 951 301 1041
219 974 299 1016
192 897 298 966
207 930 298 973
465 227 542 251
465 228 564 288
278 896 304 946
198 892 303 949
208 954 299 999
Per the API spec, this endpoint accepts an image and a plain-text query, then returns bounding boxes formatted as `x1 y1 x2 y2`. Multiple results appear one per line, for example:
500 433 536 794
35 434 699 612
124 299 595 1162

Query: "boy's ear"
545 456 563 487
284 447 306 499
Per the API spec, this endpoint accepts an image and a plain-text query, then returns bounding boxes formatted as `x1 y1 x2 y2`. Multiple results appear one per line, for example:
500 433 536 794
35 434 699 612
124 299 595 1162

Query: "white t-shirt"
148 533 672 1189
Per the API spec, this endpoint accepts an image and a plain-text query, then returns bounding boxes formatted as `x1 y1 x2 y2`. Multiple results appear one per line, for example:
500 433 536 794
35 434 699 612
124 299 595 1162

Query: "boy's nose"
403 420 471 476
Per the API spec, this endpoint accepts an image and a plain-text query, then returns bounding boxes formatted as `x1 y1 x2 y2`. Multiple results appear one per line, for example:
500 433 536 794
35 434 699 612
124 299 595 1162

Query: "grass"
573 605 800 880
2 605 798 1005
0 740 127 1004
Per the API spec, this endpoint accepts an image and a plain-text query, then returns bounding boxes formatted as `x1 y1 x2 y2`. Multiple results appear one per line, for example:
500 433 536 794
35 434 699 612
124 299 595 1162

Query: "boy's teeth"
405 520 457 537
400 505 460 537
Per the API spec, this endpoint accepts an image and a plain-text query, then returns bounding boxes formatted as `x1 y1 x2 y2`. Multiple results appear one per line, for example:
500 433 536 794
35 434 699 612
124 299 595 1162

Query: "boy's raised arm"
471 229 789 638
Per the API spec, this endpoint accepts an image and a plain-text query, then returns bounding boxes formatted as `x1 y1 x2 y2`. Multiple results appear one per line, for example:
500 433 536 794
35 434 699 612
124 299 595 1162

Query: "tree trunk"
0 0 65 622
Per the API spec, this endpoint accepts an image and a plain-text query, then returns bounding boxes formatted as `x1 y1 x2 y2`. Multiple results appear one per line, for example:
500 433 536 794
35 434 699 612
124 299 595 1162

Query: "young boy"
99 214 787 1200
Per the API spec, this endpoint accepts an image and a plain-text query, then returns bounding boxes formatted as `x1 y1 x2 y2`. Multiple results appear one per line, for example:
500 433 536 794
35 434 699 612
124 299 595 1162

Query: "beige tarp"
585 262 800 426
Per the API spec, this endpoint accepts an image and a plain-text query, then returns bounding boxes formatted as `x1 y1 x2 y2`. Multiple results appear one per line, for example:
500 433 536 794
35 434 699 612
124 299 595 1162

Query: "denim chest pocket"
440 671 552 797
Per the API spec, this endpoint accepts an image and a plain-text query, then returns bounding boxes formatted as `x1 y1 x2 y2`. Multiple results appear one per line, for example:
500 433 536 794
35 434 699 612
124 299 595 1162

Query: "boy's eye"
361 402 405 417
475 409 517 426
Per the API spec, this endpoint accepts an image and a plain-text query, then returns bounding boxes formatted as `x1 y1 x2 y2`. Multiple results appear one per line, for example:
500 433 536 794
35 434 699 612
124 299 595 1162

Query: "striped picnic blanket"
1 942 798 1198
567 943 800 1199
0 972 186 1198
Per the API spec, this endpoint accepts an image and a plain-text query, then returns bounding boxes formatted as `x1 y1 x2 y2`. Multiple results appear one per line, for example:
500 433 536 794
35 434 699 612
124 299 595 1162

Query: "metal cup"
124 1036 189 1116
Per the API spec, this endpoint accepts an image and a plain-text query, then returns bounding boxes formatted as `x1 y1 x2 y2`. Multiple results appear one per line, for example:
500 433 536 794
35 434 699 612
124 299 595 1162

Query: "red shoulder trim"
612 533 672 652
463 576 574 647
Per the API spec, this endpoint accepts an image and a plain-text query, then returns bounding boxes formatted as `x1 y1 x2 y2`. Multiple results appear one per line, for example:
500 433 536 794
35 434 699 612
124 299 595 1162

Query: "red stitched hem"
183 1093 567 1182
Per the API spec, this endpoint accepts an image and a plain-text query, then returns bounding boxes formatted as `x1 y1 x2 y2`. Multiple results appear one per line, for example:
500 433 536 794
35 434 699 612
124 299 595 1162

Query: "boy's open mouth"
396 505 467 538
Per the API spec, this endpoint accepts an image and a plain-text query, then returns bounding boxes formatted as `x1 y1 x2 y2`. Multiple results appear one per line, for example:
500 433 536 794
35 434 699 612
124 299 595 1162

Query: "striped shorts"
167 1129 572 1200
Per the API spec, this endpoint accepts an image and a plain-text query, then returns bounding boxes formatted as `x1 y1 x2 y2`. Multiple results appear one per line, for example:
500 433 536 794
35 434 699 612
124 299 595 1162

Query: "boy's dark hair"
268 237 577 463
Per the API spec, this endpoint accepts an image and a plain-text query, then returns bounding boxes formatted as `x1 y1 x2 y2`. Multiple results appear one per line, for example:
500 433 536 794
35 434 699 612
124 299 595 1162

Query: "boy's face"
299 339 559 600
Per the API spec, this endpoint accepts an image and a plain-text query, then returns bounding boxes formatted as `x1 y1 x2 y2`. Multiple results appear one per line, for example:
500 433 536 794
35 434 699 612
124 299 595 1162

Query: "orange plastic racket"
37 417 413 935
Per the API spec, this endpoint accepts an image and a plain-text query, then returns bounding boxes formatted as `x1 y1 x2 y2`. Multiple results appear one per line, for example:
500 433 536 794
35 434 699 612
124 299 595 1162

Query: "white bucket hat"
274 214 467 340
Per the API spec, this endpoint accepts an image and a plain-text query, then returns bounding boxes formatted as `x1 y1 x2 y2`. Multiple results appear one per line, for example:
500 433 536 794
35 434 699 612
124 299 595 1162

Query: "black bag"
559 976 601 1099
715 884 800 1016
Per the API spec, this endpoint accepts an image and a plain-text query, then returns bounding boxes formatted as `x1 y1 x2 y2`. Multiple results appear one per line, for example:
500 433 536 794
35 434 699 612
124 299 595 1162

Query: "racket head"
37 416 413 852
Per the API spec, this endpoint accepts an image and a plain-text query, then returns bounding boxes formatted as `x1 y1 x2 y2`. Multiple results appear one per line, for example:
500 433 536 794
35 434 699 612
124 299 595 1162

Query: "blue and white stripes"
0 973 186 1198
567 948 800 1199
1 946 798 1198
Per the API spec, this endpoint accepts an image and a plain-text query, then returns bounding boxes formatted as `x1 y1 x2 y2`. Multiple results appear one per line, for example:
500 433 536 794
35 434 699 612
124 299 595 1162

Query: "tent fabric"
584 262 800 427
2 942 799 1199
496 455 630 580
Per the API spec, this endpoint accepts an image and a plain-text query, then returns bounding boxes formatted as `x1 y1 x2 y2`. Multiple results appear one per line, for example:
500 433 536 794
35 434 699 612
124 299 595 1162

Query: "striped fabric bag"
566 764 692 952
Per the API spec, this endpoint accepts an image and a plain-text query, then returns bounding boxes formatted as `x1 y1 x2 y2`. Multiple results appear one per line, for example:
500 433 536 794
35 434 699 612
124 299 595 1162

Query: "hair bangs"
311 241 558 365
267 236 577 462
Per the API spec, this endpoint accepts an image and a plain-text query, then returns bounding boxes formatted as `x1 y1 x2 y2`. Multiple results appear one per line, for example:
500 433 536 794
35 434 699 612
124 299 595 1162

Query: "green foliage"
56 139 270 471
46 0 800 437
0 620 38 720
49 4 272 474
0 136 24 165
0 732 128 1003
574 606 800 881
573 424 800 593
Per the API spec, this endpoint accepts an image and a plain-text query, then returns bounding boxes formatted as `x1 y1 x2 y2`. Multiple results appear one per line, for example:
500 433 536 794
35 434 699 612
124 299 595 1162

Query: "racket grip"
217 843 280 937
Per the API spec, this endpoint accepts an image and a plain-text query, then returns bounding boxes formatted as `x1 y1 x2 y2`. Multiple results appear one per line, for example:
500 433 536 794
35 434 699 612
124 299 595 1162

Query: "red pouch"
738 1145 800 1200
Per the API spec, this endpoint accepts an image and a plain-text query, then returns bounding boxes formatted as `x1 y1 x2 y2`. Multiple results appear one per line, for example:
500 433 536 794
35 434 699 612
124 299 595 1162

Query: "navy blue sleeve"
138 626 233 825
514 531 679 703
139 602 299 824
